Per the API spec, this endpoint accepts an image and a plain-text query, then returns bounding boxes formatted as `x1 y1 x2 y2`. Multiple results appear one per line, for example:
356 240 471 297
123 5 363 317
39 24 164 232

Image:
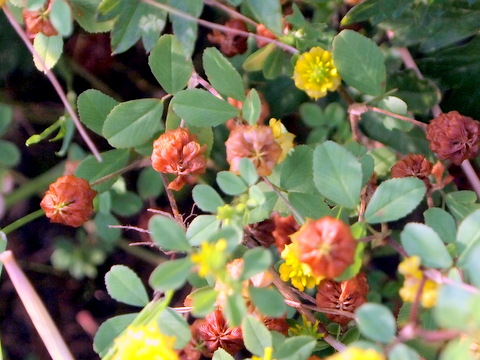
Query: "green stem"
1 209 45 235
116 239 165 266
261 176 305 224
4 162 65 209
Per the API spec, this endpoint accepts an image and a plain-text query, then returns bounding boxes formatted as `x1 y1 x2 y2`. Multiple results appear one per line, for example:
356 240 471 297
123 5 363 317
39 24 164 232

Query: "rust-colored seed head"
151 128 207 191
426 111 480 165
207 19 248 57
293 217 356 279
272 213 299 253
256 24 277 48
391 154 433 186
316 273 369 326
264 317 289 335
226 125 282 176
22 1 58 38
40 175 97 227
194 309 244 357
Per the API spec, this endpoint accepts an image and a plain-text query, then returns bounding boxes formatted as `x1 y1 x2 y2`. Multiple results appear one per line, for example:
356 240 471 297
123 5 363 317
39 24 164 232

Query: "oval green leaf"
217 171 247 196
103 99 163 148
77 89 118 135
172 89 239 127
400 223 453 269
149 215 190 252
149 34 193 94
364 178 426 224
313 141 362 209
93 313 137 356
105 265 149 307
203 47 245 101
356 303 396 343
148 258 192 291
332 29 386 96
242 315 272 356
192 184 225 212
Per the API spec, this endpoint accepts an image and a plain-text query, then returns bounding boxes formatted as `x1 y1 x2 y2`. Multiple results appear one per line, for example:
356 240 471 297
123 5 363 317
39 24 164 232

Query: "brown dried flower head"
246 218 276 247
207 19 248 57
151 128 207 191
391 154 433 186
293 217 356 279
272 213 299 253
226 125 282 176
194 308 244 357
316 272 369 326
40 175 97 227
22 1 58 38
426 111 480 165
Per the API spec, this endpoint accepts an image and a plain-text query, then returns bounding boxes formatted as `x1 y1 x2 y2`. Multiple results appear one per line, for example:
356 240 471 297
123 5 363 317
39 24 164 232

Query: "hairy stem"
3 6 102 161
90 158 150 187
140 0 298 54
367 106 427 130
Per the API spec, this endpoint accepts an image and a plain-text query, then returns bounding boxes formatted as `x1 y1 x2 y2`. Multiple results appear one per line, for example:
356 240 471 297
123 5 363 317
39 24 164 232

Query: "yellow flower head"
293 47 341 100
398 256 439 308
279 243 322 291
191 238 228 278
325 347 385 360
252 346 274 360
113 323 178 360
269 118 295 162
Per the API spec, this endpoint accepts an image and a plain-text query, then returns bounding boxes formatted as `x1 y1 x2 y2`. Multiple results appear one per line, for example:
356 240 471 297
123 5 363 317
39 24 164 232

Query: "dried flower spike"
293 217 356 279
426 111 480 165
207 19 248 57
151 128 207 191
194 308 244 357
22 1 58 38
225 125 282 176
391 154 433 186
316 272 369 326
293 47 341 100
40 175 97 228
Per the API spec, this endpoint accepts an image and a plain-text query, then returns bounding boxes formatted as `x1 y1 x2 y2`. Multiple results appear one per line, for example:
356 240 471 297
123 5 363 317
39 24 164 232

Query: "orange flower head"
22 1 58 38
40 175 97 227
293 217 356 279
316 272 369 326
151 128 207 191
225 125 282 176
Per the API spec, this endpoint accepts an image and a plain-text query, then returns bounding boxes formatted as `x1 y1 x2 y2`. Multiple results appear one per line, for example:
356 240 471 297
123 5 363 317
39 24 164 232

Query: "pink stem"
0 251 75 360
140 0 298 54
3 6 102 162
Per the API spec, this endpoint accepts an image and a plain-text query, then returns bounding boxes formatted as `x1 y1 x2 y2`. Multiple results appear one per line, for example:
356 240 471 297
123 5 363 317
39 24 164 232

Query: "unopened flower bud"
226 125 282 176
151 128 207 191
426 111 480 165
293 217 356 279
40 175 97 227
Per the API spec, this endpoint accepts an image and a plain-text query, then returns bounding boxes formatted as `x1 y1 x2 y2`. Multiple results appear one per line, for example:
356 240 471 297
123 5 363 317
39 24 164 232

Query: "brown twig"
3 6 102 162
160 173 184 226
